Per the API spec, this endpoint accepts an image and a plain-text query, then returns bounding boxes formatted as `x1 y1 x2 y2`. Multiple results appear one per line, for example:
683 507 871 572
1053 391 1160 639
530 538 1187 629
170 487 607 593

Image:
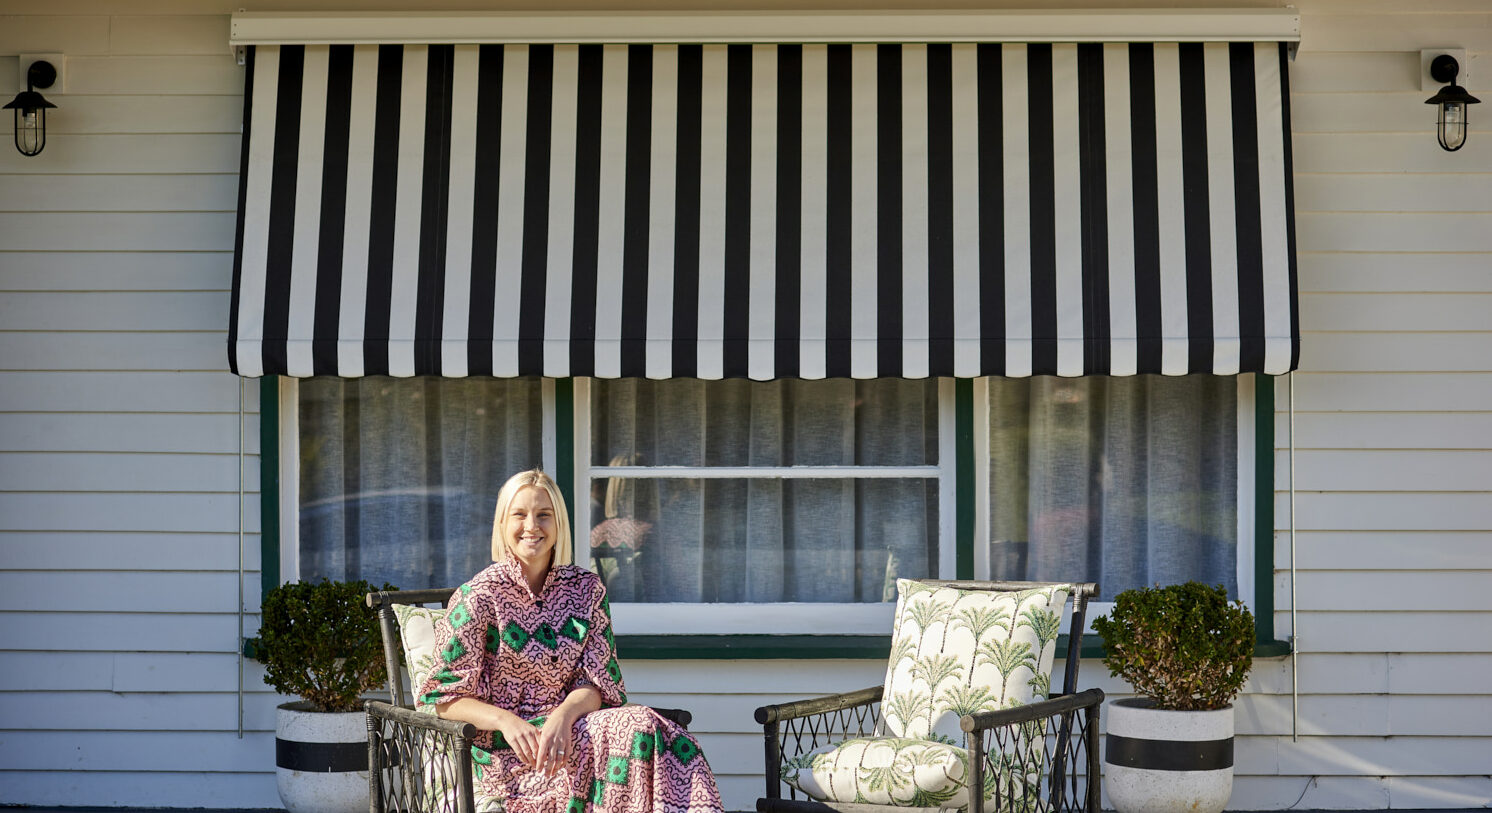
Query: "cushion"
392 603 447 712
879 579 1071 743
781 736 1052 811
782 737 975 808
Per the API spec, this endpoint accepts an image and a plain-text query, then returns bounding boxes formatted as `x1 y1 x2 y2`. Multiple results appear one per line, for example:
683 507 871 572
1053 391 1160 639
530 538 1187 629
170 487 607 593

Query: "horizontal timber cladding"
229 42 1298 380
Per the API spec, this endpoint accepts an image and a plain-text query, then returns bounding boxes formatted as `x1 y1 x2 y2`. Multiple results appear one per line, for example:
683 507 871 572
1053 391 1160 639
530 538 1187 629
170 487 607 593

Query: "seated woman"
418 469 724 813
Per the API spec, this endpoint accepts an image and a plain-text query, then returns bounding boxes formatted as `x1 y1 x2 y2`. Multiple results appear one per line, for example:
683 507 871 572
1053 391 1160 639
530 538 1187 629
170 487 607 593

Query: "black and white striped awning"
229 42 1298 379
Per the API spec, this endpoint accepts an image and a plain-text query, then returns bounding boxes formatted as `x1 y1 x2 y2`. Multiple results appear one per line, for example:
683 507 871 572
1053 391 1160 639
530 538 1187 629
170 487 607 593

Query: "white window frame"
276 376 558 584
572 377 958 635
972 375 1256 632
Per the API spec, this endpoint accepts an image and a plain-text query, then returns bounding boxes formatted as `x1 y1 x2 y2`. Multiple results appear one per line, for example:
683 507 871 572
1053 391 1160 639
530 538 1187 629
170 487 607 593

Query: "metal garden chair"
365 587 692 813
755 580 1104 813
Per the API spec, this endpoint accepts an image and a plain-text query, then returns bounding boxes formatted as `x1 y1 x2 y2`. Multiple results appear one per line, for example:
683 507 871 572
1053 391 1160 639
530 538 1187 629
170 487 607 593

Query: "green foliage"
252 578 395 712
1092 581 1253 711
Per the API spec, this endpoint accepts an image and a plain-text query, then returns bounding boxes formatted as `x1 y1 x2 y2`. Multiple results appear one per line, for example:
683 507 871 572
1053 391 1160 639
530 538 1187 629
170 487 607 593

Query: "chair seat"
783 736 975 808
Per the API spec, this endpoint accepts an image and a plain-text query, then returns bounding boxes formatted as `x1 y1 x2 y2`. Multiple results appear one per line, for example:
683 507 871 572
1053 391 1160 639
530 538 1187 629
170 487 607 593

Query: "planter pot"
1104 698 1234 813
275 701 369 813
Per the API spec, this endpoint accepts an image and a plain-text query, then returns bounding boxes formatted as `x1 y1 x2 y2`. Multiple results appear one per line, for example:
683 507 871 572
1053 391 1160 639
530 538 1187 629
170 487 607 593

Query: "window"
286 376 550 590
976 374 1256 615
573 377 957 635
272 373 1265 645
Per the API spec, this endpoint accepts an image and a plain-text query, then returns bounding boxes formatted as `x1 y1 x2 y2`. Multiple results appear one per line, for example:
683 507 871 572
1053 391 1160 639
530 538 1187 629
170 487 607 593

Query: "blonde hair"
490 469 573 566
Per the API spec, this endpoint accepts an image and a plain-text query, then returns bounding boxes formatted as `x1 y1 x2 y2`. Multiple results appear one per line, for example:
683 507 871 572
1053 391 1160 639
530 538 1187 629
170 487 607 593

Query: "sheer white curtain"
988 376 1237 600
297 377 545 590
589 378 939 604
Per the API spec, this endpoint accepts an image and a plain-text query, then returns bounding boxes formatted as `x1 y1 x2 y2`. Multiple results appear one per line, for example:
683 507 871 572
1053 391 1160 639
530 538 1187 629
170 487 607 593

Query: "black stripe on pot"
1105 735 1234 771
275 739 369 773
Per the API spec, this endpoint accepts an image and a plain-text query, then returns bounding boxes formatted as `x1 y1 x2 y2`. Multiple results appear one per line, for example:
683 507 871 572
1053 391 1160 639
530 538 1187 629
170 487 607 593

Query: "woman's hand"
497 714 545 768
438 698 545 767
534 685 604 775
535 707 579 775
438 687 602 775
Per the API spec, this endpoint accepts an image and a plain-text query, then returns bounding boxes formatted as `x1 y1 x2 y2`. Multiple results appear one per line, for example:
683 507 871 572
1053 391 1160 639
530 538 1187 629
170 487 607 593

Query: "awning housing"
230 40 1299 379
228 9 1303 47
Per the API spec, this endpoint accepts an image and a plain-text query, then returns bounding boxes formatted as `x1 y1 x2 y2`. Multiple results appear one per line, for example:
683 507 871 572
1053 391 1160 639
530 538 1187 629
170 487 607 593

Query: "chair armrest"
757 687 885 802
958 689 1105 813
649 706 693 728
754 685 884 724
366 699 479 740
960 688 1105 732
367 700 479 813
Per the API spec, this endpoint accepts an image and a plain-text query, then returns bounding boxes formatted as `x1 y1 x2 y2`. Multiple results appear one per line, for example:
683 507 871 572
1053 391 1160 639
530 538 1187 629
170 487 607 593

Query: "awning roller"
229 41 1299 380
228 10 1302 47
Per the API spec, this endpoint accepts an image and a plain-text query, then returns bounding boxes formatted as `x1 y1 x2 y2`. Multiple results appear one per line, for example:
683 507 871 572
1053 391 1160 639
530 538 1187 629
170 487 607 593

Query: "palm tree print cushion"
781 737 1052 811
880 579 1070 743
393 603 449 713
781 737 975 807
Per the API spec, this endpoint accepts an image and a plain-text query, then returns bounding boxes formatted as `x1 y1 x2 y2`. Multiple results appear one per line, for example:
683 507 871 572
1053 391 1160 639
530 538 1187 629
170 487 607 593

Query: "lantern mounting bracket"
1420 49 1467 93
17 54 65 94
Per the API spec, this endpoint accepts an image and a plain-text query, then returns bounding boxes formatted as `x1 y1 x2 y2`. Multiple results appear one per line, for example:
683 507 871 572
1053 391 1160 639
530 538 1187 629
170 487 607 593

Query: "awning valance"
229 41 1298 379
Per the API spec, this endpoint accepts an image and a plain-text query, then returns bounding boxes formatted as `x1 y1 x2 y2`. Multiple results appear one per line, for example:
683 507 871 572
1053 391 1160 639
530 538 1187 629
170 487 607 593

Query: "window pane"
987 376 1237 600
298 377 545 590
589 477 938 603
590 378 937 467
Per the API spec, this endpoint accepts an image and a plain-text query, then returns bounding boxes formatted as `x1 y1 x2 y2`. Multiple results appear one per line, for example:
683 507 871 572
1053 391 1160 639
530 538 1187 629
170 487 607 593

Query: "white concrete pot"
1104 698 1235 813
275 701 369 813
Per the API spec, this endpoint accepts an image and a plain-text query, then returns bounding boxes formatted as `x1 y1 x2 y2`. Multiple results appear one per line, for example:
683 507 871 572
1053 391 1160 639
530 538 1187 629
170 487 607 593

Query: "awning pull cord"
1289 370 1299 743
237 376 246 740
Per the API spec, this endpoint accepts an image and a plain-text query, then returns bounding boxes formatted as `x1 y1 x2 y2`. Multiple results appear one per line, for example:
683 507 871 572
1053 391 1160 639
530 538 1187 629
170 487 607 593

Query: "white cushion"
782 737 975 808
392 603 447 712
879 579 1071 743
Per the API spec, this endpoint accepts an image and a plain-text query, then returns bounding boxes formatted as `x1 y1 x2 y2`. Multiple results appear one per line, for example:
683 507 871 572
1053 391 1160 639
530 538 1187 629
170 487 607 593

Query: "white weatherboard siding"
0 0 278 806
0 0 1488 809
1255 1 1492 806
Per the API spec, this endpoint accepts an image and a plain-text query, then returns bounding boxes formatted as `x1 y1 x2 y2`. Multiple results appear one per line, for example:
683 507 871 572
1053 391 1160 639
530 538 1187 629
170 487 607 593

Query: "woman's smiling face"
504 485 557 569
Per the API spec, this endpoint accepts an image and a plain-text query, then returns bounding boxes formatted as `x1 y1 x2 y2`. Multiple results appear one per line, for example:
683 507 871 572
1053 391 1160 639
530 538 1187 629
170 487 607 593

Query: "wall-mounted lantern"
4 59 59 157
1424 54 1480 152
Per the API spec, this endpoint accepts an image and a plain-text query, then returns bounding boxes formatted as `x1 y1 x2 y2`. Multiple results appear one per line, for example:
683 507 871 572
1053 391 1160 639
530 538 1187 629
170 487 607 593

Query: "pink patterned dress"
417 558 724 813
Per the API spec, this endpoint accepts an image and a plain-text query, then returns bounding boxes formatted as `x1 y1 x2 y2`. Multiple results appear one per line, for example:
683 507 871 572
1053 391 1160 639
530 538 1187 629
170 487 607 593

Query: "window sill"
616 635 893 660
616 634 1294 660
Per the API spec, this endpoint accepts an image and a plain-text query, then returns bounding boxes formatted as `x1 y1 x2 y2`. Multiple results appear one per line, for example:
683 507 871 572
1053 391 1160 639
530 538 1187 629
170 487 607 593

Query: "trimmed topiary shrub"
252 578 395 712
1092 581 1253 711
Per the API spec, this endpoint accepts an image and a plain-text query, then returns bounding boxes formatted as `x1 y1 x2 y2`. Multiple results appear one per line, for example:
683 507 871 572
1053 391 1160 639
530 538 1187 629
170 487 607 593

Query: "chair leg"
968 729 985 813
1049 709 1073 811
1086 705 1102 813
763 721 781 800
367 715 382 813
456 738 476 813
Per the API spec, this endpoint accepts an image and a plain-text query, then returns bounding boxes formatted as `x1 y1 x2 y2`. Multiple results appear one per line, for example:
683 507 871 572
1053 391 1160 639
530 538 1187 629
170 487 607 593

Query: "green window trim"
259 374 1288 659
555 377 576 523
1253 374 1278 644
954 378 975 581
